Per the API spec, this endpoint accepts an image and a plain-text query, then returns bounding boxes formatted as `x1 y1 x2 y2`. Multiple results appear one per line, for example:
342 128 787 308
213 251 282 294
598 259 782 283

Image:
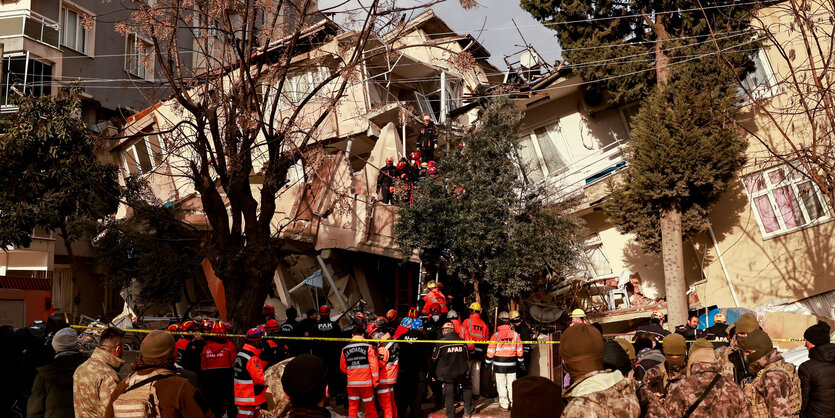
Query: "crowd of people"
376 116 439 205
3 292 833 418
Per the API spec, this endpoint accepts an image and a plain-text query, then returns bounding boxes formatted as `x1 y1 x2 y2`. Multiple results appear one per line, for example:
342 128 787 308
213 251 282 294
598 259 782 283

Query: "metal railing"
0 9 61 49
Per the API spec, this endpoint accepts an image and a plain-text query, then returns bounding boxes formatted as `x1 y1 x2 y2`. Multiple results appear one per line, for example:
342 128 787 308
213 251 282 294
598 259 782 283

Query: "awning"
0 276 51 291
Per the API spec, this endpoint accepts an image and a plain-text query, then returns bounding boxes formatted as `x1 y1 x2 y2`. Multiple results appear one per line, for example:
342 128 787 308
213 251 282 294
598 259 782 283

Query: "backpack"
111 369 174 418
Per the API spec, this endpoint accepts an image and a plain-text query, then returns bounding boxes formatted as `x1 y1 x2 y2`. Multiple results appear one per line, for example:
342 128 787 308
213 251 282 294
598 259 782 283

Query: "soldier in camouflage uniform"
740 329 801 417
714 312 760 384
73 327 126 418
639 333 688 414
650 339 750 418
260 356 295 418
560 324 641 417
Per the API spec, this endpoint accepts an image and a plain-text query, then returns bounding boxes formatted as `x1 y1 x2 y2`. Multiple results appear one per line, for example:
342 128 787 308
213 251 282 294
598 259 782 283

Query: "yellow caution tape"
70 325 814 344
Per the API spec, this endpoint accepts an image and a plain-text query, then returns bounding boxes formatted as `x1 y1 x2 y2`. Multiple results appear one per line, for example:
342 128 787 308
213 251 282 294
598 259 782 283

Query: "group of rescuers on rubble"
376 116 439 205
24 277 835 418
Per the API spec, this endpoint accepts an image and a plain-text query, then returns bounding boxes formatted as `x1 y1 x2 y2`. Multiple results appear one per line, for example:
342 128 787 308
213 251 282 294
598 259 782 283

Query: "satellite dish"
520 50 540 69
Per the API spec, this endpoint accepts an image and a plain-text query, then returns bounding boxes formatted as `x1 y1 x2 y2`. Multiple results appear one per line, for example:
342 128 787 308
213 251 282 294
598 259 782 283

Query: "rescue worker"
259 319 281 367
649 338 749 417
385 309 398 325
485 311 524 411
313 305 344 407
175 320 196 367
340 326 380 418
675 314 703 341
233 328 267 417
396 318 425 418
569 309 588 327
639 333 688 412
424 304 445 340
279 307 303 356
417 115 438 163
560 324 640 417
632 337 666 382
262 305 276 325
461 302 489 397
741 329 801 417
509 310 533 378
427 160 438 177
447 310 462 336
421 281 448 316
432 322 473 418
375 330 399 418
635 311 671 341
201 321 237 417
183 320 211 373
394 157 414 204
377 157 397 204
705 312 730 347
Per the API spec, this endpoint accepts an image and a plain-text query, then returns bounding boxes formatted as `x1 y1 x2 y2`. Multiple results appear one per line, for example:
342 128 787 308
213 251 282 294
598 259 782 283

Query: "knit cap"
51 328 78 352
282 354 328 395
559 324 604 379
734 313 759 334
804 321 831 346
141 330 176 360
740 329 773 365
687 339 716 368
689 338 714 356
663 333 687 356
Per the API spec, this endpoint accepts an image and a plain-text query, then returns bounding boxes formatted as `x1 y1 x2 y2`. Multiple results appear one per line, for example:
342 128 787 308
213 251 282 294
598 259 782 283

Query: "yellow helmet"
570 309 586 318
713 313 727 323
509 310 521 320
468 302 482 312
650 311 665 320
426 281 437 290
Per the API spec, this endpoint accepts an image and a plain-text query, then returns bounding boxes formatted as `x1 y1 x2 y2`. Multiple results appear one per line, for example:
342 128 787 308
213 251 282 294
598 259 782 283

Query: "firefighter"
421 281 448 316
340 326 380 418
233 328 267 417
201 321 237 417
175 320 196 367
259 319 281 367
461 302 489 397
417 115 438 163
183 320 211 373
262 305 276 325
377 157 397 204
485 312 524 411
432 322 474 418
375 329 399 418
509 310 533 377
394 157 413 204
447 310 463 336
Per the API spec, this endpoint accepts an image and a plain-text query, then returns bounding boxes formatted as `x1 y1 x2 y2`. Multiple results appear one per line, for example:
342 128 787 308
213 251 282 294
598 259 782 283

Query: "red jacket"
340 336 379 387
462 314 489 355
201 340 236 370
421 289 449 315
485 324 523 373
175 338 190 366
233 343 266 406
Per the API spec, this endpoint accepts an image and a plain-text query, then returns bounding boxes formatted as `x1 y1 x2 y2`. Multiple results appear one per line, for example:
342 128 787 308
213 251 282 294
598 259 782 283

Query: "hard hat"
166 324 179 333
469 302 482 312
210 321 226 335
498 311 511 321
423 115 430 121
389 186 396 193
428 167 438 175
386 309 397 321
263 305 275 315
713 313 727 323
400 317 413 329
429 303 442 314
435 282 444 289
447 309 459 319
355 312 366 321
397 161 406 170
442 322 455 333
181 320 196 331
650 311 665 320
426 281 437 289
427 160 436 168
421 162 428 169
386 156 394 163
246 327 264 342
570 309 586 318
265 319 280 331
409 151 420 161
319 305 330 315
412 318 424 330
509 310 521 321
407 307 419 319
201 320 214 331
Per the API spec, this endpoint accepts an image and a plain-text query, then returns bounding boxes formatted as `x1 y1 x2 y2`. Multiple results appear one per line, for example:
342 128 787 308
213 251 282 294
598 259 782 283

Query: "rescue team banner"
69 325 811 344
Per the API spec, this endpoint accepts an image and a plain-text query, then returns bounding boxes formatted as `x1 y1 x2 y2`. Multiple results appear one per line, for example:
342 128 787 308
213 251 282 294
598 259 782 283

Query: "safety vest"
201 340 236 370
377 340 400 385
340 339 379 387
485 325 523 373
233 344 266 406
463 314 488 354
743 360 801 417
421 290 449 315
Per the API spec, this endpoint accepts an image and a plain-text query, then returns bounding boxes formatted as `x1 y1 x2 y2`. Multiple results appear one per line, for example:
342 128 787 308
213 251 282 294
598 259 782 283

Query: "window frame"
121 134 165 177
60 3 93 55
516 118 572 184
124 32 154 81
738 47 780 103
742 161 831 239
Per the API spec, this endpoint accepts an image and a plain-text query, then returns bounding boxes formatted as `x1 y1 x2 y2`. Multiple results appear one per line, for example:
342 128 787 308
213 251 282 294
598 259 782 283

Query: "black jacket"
603 340 632 376
799 343 835 418
417 124 437 149
635 322 670 340
27 351 87 418
377 165 397 190
432 333 469 382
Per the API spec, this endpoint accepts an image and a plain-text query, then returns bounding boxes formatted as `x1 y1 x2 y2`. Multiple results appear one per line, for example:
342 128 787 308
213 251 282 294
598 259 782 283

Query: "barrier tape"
70 325 815 344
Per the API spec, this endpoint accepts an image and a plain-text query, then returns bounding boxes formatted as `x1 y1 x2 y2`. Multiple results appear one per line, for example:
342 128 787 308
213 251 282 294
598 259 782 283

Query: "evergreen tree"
521 0 756 326
394 98 584 304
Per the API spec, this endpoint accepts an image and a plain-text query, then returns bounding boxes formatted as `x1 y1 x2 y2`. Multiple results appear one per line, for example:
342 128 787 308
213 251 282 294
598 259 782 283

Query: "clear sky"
317 0 563 69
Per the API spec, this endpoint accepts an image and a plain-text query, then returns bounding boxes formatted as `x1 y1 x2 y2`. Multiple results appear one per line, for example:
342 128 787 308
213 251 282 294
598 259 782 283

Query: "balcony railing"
543 141 628 202
0 9 61 49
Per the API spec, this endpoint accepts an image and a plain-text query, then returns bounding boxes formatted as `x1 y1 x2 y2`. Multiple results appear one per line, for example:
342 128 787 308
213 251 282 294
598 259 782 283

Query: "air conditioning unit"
579 88 612 116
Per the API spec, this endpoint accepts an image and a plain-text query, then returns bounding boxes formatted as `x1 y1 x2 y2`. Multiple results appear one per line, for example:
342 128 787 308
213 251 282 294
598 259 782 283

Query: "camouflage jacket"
743 349 800 418
72 347 125 418
654 361 751 418
260 357 295 418
563 370 641 418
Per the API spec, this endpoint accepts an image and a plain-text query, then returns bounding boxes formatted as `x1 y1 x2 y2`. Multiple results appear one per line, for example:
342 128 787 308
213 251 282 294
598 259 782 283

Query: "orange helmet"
386 309 397 321
265 319 280 331
435 282 444 289
210 321 226 335
386 157 394 164
650 311 665 320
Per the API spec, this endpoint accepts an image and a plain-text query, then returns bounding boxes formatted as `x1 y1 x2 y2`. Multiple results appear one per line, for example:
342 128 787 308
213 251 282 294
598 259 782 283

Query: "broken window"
122 134 165 176
516 120 571 184
738 48 779 102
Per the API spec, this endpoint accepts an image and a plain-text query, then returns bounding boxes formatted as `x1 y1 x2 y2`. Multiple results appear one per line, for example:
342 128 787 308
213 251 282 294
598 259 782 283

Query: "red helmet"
428 167 438 175
211 321 226 335
201 320 214 332
166 324 179 333
265 319 280 331
319 305 331 315
181 320 196 331
246 327 264 342
389 186 396 193
263 305 275 315
409 151 420 161
397 161 406 170
429 303 442 315
355 312 366 321
407 307 419 319
427 160 436 168
385 309 397 321
435 282 444 289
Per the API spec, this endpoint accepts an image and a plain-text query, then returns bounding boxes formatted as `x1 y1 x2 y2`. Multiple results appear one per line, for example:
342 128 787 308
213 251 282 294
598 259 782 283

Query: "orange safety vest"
462 314 489 354
340 337 380 387
377 340 400 385
233 343 266 406
485 324 523 373
421 289 449 315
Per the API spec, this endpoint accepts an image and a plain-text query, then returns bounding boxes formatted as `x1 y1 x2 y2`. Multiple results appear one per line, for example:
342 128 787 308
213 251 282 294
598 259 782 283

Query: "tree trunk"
660 207 688 330
473 278 481 304
223 265 273 333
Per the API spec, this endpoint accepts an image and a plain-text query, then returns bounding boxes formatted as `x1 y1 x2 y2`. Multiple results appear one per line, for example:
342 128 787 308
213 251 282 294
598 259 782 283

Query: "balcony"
541 141 628 204
0 9 61 50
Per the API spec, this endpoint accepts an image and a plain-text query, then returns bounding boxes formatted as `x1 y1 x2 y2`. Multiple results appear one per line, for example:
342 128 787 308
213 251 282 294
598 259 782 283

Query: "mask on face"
748 361 764 377
666 355 687 373
432 315 440 322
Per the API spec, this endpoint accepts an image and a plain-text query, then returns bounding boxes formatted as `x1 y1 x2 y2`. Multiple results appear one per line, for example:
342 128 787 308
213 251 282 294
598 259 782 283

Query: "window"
573 234 615 281
516 120 571 183
2 55 53 106
279 67 332 108
122 134 164 176
744 162 829 238
738 48 779 101
125 33 153 80
61 6 90 54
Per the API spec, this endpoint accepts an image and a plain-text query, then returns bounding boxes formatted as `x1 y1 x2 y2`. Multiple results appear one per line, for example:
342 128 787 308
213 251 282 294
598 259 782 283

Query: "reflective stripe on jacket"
377 340 399 384
421 290 449 315
485 325 523 373
340 337 380 387
233 344 266 406
462 314 489 353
